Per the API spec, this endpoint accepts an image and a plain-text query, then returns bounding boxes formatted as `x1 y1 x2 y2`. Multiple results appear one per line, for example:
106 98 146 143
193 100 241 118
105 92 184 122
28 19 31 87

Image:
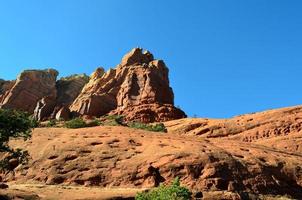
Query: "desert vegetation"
0 109 36 170
64 118 87 129
53 115 168 132
135 177 191 200
128 121 167 132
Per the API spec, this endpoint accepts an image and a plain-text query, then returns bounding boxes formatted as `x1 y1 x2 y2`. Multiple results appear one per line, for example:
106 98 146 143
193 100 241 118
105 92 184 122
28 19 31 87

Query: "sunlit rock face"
70 48 186 122
0 48 186 122
0 69 58 113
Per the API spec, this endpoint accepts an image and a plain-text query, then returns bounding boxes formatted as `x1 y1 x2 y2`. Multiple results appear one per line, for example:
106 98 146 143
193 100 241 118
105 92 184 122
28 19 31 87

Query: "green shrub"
128 122 167 132
65 118 87 129
105 115 124 125
135 177 191 200
46 119 57 127
86 119 101 127
0 109 36 170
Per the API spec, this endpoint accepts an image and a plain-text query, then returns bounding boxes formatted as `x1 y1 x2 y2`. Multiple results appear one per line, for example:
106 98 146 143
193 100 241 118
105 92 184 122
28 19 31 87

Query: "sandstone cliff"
0 48 186 123
33 74 89 121
70 48 186 122
0 69 58 113
0 79 15 103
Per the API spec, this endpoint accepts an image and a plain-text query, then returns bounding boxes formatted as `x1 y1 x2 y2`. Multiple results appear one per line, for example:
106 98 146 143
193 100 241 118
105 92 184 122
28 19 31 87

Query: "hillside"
2 105 302 199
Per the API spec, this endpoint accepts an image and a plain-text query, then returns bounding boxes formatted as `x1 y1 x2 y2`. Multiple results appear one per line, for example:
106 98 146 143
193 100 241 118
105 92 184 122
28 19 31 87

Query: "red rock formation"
33 74 89 121
0 69 58 113
33 95 57 121
55 106 71 121
56 74 89 107
1 48 185 122
0 79 15 103
70 48 186 122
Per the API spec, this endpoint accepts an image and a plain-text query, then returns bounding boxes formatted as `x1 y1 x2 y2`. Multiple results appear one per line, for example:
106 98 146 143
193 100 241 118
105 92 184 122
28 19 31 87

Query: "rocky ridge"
0 69 58 113
0 48 186 122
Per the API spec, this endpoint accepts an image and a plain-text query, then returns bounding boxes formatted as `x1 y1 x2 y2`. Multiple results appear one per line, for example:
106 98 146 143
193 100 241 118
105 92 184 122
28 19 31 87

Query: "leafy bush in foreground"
65 118 87 129
128 122 167 133
135 177 191 200
0 109 36 170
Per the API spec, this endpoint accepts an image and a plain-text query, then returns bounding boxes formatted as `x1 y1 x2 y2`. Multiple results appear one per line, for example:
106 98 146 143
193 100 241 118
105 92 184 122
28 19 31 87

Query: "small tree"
0 109 37 170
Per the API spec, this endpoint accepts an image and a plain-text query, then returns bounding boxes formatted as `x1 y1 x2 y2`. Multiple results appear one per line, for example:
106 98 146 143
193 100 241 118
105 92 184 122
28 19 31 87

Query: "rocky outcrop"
56 74 89 106
55 106 71 121
1 48 185 122
0 69 58 113
0 79 15 103
33 95 57 121
33 74 89 121
70 48 186 122
110 103 186 123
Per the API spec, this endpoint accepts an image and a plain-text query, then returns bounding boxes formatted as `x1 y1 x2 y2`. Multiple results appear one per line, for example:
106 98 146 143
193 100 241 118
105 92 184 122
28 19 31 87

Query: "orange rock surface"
3 105 302 199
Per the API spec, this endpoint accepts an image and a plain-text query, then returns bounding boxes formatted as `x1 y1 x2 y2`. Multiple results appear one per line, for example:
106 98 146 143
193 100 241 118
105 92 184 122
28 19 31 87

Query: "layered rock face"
0 79 15 103
0 69 58 113
33 74 89 121
56 74 89 107
0 48 186 122
70 48 186 122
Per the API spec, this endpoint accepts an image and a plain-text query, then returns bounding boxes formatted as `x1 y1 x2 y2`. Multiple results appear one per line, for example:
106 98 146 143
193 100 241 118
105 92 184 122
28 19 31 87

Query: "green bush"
86 119 101 127
46 119 57 127
128 122 167 133
136 177 191 200
0 109 36 170
65 118 87 129
105 115 124 125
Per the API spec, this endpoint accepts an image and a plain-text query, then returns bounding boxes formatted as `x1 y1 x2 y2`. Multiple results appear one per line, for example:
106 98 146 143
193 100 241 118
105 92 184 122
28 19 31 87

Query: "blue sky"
1 1 302 118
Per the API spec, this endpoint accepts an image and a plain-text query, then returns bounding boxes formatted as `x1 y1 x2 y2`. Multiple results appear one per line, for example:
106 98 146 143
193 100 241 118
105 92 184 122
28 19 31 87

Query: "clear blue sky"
1 1 302 118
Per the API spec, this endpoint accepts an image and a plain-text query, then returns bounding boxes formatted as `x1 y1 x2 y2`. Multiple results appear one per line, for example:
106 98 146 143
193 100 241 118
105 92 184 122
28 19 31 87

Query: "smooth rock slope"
3 105 302 199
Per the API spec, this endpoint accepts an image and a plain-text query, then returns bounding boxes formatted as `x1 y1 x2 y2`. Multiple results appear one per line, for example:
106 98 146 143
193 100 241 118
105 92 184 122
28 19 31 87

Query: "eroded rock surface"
4 113 302 199
0 69 58 113
70 48 186 122
0 48 185 122
56 74 89 107
33 74 89 121
0 79 15 103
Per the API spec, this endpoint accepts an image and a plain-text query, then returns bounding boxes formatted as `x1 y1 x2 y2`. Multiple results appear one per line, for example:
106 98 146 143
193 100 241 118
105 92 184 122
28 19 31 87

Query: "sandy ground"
8 183 143 200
